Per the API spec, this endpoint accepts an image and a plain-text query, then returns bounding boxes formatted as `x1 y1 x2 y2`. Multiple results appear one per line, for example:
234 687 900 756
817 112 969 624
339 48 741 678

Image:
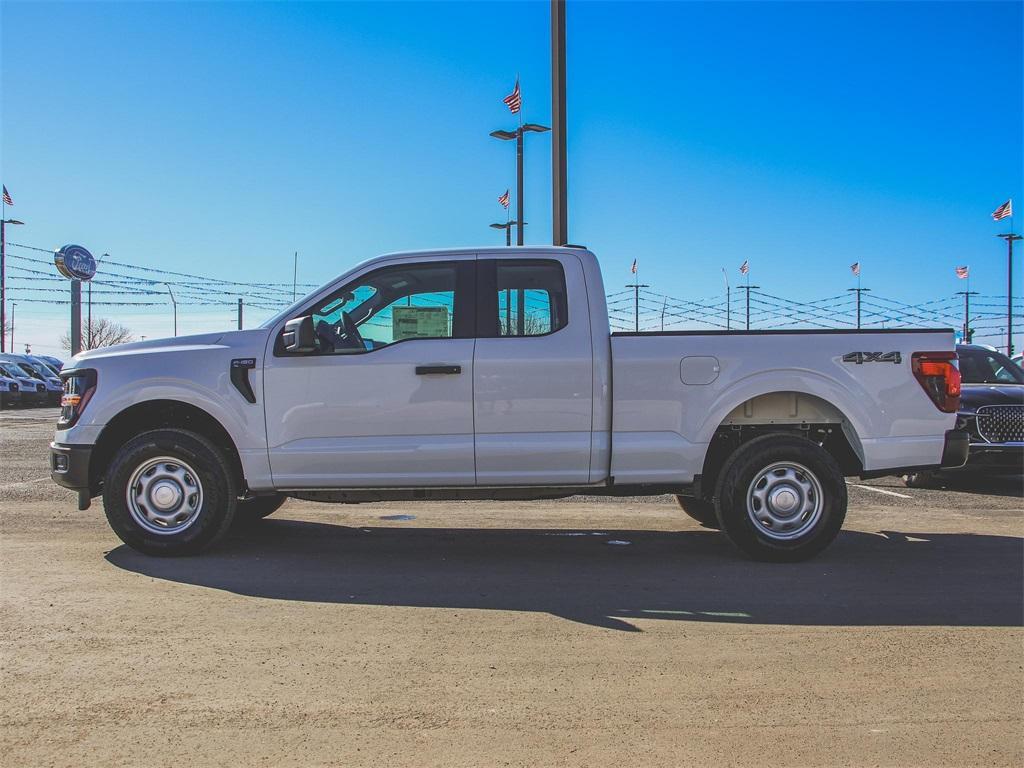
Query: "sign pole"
70 281 82 356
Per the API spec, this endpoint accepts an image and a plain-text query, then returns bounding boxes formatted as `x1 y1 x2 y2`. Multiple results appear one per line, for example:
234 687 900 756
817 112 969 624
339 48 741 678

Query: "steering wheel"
339 311 365 350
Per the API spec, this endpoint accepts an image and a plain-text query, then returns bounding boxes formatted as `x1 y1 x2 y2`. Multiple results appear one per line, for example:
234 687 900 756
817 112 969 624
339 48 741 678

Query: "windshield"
16 363 43 380
0 363 27 379
958 348 1024 385
31 362 56 378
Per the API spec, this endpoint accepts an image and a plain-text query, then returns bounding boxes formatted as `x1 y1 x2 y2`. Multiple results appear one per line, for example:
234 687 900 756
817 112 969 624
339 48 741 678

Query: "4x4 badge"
842 351 902 364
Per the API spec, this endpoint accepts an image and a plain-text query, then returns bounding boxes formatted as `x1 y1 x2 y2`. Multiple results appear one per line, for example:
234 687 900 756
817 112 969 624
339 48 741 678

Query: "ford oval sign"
54 244 97 281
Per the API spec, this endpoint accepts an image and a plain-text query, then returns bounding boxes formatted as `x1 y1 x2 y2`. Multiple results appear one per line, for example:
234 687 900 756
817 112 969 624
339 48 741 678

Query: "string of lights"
4 242 1021 339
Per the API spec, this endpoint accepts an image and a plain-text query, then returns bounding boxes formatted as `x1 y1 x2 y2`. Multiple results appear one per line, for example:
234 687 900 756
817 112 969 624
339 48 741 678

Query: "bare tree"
60 317 135 352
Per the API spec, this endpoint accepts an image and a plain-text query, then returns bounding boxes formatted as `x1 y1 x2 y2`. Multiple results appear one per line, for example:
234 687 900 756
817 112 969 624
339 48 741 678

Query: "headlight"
58 369 97 428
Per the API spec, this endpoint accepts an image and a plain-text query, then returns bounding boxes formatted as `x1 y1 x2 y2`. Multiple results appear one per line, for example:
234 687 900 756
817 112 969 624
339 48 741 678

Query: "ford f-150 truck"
50 247 967 560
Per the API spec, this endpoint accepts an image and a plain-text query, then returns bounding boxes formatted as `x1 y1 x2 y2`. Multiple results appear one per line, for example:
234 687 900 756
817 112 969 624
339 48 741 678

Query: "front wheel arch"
91 400 244 496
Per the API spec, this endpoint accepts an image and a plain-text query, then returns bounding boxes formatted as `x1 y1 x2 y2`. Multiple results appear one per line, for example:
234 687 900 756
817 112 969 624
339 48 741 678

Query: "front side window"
493 260 568 337
304 262 464 354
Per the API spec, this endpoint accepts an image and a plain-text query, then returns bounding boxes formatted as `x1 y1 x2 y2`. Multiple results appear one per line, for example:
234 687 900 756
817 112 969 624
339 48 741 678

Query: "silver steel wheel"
126 456 204 536
746 461 824 541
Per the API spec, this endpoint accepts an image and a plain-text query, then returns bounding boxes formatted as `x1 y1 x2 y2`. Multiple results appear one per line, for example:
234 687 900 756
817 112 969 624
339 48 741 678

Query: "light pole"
9 302 14 351
0 217 25 353
847 287 871 329
742 285 761 330
164 283 178 336
997 232 1021 355
551 0 568 246
489 221 525 246
491 124 550 246
722 268 731 330
625 281 650 331
956 290 978 343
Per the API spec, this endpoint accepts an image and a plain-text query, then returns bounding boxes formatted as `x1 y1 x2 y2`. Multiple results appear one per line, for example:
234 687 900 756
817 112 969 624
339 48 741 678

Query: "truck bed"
608 328 956 485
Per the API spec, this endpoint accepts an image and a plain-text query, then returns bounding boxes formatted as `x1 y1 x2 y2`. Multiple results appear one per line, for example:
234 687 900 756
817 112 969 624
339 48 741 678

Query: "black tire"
102 428 238 556
714 433 847 562
903 470 941 489
234 494 287 523
674 495 719 528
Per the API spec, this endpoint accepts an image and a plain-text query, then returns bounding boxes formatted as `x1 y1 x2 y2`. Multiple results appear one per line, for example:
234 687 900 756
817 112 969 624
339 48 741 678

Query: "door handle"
415 365 462 375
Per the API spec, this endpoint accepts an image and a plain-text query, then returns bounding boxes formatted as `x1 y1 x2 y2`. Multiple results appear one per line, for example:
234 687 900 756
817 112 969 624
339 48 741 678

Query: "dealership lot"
2 407 1022 767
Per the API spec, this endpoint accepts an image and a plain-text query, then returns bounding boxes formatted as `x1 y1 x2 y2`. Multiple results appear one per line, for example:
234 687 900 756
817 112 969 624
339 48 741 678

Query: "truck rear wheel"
102 429 237 556
714 434 846 562
674 495 719 528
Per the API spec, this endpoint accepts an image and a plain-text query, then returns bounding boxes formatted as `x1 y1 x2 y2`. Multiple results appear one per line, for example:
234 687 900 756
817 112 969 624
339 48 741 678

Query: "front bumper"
956 442 1024 473
50 442 95 509
0 389 22 406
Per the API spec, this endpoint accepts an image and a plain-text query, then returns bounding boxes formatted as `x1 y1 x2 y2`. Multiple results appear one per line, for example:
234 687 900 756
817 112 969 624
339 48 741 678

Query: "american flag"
850 262 861 277
503 79 521 114
2 185 11 206
498 189 510 209
992 199 1012 221
631 259 637 274
955 265 969 279
739 260 749 275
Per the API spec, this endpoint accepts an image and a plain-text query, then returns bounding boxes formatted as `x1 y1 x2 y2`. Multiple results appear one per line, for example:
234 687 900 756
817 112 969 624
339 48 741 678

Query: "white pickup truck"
50 247 967 561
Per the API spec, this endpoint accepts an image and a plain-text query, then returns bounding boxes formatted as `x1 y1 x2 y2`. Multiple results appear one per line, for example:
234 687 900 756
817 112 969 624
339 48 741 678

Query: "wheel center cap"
151 481 182 510
770 487 799 513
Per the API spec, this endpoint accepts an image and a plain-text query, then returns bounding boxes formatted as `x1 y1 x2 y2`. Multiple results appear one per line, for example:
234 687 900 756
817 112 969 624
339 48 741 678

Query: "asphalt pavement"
2 407 1022 767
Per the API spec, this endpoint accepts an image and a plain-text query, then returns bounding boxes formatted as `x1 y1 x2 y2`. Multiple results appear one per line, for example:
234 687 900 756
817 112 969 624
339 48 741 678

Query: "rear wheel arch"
696 391 864 498
91 400 244 494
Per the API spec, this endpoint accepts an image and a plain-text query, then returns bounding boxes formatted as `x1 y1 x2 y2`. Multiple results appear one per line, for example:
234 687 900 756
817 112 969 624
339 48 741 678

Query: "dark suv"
905 344 1023 486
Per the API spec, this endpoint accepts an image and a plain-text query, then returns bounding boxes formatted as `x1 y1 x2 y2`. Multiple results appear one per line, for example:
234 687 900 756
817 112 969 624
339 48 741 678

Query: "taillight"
57 369 97 428
911 352 960 413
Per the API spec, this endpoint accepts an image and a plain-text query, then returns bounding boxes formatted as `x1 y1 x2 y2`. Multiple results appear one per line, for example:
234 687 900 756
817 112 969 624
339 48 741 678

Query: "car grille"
976 405 1024 444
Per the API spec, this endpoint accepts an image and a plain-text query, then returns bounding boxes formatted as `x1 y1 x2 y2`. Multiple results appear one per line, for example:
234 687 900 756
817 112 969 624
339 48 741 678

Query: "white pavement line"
846 482 912 499
0 477 51 491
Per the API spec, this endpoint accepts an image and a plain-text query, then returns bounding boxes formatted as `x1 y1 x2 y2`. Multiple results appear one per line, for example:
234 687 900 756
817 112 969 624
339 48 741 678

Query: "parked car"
0 361 47 405
0 354 63 405
37 355 64 372
0 372 22 408
50 246 965 560
905 344 1023 486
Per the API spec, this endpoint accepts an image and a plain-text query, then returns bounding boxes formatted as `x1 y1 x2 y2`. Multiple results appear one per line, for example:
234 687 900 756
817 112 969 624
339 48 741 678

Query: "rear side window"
487 260 568 337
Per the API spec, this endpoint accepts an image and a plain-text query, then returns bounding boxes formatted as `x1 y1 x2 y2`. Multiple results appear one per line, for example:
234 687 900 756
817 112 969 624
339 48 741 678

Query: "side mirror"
282 316 317 353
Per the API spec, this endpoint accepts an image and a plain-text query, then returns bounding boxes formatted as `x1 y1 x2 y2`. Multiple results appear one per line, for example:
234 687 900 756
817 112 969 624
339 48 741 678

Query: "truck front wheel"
714 434 846 562
102 429 238 556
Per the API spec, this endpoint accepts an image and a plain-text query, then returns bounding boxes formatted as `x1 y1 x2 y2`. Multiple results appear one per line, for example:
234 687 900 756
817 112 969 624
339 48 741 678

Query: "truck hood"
960 383 1024 411
68 329 271 366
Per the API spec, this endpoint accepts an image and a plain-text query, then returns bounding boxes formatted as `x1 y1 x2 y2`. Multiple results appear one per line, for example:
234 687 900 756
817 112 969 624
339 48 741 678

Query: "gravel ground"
2 407 1022 767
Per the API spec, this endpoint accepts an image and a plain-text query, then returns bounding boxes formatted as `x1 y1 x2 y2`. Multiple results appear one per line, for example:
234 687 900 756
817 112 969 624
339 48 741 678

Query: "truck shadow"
106 521 1024 632
923 473 1024 498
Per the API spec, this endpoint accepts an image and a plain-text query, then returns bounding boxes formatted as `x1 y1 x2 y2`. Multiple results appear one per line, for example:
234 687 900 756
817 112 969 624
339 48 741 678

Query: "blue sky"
2 0 1022 354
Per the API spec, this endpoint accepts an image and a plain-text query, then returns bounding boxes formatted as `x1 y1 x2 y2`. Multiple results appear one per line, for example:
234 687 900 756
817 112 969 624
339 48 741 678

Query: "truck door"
263 257 477 488
473 256 594 485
